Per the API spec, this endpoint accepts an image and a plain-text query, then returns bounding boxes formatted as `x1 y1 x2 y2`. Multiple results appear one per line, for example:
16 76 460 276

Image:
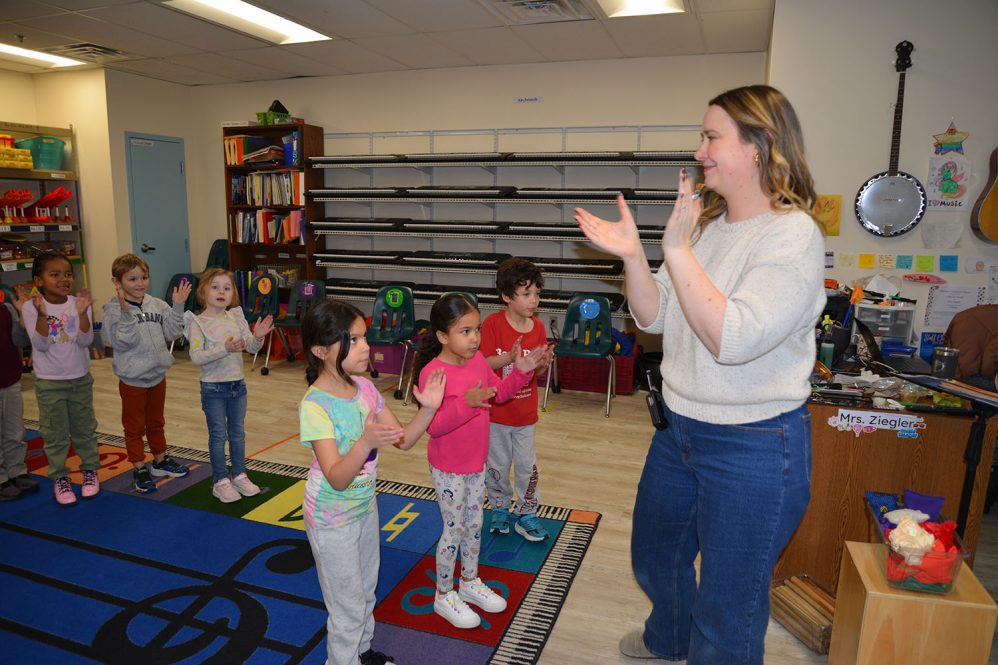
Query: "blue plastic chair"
367 285 416 399
275 280 326 362
243 274 281 375
543 294 616 417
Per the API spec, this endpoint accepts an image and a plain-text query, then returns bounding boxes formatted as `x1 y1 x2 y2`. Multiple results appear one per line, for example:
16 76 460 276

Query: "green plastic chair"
401 291 478 405
165 272 199 353
367 285 416 399
243 274 281 375
274 279 326 362
543 294 616 417
204 239 229 271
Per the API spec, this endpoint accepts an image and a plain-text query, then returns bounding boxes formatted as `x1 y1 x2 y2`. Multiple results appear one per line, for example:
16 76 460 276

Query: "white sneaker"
458 577 507 613
434 590 481 629
212 478 241 503
230 473 260 496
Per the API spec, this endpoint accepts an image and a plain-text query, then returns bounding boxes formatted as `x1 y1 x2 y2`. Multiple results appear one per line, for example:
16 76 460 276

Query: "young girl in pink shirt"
412 293 551 629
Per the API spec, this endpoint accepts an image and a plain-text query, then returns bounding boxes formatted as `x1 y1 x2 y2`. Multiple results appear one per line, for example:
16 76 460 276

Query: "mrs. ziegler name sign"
827 409 925 439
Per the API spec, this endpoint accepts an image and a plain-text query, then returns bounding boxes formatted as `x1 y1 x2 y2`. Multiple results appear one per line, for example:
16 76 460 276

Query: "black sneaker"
359 649 395 665
150 456 189 478
0 479 21 501
12 474 39 492
132 467 157 494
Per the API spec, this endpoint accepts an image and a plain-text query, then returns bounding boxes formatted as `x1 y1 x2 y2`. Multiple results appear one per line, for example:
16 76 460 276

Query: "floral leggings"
430 464 486 595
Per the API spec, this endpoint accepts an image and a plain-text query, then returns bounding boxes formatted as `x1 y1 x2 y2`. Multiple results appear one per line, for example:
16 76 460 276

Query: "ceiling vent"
476 0 594 25
44 43 131 64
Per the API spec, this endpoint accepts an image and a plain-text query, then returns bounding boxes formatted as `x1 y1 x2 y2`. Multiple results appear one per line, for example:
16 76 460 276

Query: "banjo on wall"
855 40 927 237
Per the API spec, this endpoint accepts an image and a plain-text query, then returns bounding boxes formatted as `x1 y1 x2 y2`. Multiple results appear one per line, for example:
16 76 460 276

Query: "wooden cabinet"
0 122 87 294
775 402 998 593
222 122 323 288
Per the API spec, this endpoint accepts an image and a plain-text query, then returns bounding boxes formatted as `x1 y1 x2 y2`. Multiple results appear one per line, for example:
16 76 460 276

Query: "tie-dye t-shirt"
299 377 385 529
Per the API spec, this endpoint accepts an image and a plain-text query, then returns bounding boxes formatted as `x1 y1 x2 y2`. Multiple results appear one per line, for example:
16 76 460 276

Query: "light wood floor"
19 352 998 664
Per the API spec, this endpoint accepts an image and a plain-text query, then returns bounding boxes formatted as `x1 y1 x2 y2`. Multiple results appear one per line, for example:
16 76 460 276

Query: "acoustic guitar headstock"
895 41 913 72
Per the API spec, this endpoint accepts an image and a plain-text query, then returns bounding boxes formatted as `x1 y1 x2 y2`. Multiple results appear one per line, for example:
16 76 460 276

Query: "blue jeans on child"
200 380 247 482
631 403 811 665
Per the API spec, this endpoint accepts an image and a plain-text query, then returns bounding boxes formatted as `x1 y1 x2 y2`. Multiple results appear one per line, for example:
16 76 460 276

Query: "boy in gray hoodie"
103 254 192 493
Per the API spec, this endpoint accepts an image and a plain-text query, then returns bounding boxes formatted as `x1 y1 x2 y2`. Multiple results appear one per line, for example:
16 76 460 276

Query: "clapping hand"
357 411 404 450
74 288 92 314
413 368 446 410
464 380 497 409
224 335 245 352
515 343 554 373
662 169 702 252
253 314 274 339
574 195 642 260
172 278 193 306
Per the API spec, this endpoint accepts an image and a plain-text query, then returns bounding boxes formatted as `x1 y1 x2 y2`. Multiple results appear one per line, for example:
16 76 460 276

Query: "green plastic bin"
15 136 65 170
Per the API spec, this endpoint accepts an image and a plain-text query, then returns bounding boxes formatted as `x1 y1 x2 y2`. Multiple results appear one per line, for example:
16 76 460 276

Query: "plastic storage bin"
853 303 915 343
866 499 968 594
14 136 65 170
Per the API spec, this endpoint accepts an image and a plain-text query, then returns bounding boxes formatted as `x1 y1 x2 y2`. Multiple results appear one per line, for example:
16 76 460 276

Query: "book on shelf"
231 209 304 245
244 145 285 164
230 171 304 206
223 135 272 166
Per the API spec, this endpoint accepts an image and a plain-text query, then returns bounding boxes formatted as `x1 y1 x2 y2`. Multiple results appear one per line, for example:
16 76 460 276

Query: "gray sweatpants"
485 423 540 515
305 508 380 665
0 382 26 483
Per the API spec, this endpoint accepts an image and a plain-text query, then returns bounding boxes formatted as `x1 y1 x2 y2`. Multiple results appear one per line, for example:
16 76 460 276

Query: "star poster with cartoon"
927 155 971 212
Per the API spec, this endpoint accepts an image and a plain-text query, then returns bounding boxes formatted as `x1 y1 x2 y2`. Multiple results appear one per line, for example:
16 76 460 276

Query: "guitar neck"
888 71 906 175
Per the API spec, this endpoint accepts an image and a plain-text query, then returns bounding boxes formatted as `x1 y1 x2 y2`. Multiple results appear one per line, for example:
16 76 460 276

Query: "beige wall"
0 70 38 123
771 0 998 337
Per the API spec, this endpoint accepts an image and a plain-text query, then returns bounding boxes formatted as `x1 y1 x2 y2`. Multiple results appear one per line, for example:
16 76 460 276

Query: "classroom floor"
16 351 998 664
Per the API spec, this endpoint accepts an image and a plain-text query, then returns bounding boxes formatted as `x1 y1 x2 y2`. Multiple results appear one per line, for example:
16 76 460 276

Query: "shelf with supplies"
307 125 699 322
222 121 323 281
0 121 88 292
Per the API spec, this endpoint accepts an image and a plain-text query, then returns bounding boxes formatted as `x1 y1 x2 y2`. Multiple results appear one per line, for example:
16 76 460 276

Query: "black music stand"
895 374 998 536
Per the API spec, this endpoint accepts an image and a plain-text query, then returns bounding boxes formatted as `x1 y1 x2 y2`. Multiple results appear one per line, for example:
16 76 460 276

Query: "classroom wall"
770 0 998 341
0 70 38 123
27 69 112 302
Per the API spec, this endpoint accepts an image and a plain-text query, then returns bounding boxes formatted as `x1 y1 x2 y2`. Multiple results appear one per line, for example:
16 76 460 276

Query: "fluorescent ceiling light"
595 0 685 17
0 43 85 68
162 0 330 44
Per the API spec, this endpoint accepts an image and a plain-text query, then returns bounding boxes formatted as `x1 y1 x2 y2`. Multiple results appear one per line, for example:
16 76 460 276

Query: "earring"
754 153 761 166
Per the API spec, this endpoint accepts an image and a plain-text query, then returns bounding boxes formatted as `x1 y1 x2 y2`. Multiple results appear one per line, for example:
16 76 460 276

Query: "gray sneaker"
212 478 241 503
0 480 21 501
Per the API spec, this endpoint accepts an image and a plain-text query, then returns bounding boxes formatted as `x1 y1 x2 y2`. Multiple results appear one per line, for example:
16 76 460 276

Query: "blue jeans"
200 380 247 482
632 403 811 665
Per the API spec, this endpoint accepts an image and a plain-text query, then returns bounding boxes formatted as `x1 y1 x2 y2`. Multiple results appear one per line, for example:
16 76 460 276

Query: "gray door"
125 133 190 298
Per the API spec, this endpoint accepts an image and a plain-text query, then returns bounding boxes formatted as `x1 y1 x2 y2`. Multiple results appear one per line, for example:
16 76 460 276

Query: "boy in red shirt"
482 258 552 541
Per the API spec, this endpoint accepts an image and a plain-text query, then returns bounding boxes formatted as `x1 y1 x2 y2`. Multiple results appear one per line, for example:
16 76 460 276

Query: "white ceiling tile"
365 0 501 32
696 0 773 13
353 32 474 70
254 0 411 39
0 58 47 73
21 11 199 57
428 27 543 65
222 46 348 78
108 57 233 85
603 13 704 57
38 0 137 9
701 8 770 52
165 51 288 81
0 0 66 22
284 39 408 75
0 22 78 49
87 3 267 51
512 20 622 61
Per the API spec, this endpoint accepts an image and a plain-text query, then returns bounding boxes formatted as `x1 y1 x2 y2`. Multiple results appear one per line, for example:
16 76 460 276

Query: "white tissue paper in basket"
884 508 929 525
888 517 935 565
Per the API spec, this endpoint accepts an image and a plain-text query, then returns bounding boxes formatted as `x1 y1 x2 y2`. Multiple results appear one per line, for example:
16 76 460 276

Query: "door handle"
140 243 156 253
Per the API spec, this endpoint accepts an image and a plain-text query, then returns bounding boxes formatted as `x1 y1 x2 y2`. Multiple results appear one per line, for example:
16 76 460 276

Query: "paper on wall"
919 219 963 248
924 285 988 327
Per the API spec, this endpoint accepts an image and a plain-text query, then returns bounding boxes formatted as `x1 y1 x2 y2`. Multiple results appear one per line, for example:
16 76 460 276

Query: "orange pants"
119 379 167 465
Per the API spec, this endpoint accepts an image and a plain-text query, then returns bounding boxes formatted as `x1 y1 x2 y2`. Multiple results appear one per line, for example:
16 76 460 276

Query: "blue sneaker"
150 456 189 478
132 467 157 494
515 514 548 542
490 508 511 534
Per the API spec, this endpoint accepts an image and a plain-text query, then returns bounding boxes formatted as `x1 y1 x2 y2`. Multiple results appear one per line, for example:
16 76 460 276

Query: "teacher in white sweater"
576 85 826 665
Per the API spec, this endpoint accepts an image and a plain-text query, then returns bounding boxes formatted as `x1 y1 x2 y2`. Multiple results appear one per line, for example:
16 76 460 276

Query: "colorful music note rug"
3 424 600 664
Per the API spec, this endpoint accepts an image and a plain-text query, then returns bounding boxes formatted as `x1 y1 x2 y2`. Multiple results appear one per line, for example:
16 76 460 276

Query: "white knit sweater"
637 208 826 425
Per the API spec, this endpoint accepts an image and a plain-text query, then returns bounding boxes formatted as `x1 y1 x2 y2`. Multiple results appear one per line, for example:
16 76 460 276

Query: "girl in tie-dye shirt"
298 299 444 665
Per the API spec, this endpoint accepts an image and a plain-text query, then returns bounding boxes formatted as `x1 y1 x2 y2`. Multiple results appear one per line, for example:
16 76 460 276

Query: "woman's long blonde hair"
698 85 816 229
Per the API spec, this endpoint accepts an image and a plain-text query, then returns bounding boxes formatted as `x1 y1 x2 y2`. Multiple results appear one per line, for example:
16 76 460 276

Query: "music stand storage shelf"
307 125 700 324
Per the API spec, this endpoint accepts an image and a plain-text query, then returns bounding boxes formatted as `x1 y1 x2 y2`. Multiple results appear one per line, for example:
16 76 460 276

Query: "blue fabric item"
611 328 634 356
631 403 811 664
200 379 248 481
903 488 946 522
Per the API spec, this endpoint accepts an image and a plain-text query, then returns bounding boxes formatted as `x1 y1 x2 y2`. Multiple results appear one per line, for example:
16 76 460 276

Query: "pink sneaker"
81 470 100 499
230 473 261 497
54 476 77 506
